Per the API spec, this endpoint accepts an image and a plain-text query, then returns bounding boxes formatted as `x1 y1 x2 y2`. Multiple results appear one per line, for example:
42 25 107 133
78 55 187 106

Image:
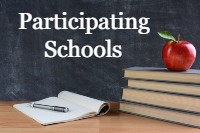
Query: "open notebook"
13 91 110 125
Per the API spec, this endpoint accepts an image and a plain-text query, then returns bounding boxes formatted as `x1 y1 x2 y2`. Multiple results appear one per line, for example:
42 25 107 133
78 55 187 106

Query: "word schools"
44 39 122 58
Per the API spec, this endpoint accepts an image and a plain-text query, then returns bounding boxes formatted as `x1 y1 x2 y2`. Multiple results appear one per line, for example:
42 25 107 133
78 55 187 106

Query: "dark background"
0 0 199 101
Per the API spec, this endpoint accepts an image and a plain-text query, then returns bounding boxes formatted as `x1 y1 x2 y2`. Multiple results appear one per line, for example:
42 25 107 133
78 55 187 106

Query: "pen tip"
64 108 69 112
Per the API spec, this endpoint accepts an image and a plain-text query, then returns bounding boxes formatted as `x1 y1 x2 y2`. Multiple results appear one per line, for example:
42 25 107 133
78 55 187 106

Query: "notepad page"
13 97 96 125
58 91 108 114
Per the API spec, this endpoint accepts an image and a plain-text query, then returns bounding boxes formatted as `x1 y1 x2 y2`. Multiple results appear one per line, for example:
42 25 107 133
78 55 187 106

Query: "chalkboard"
0 0 200 101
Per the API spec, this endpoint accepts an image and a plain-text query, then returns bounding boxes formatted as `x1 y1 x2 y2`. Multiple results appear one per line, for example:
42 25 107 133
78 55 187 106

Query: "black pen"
30 103 69 113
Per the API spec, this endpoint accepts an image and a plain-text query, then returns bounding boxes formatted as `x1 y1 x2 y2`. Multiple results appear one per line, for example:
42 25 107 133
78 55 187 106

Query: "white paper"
14 97 96 125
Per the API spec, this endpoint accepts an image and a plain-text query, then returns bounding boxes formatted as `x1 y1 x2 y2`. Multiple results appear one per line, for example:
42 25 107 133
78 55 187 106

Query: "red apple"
162 41 196 71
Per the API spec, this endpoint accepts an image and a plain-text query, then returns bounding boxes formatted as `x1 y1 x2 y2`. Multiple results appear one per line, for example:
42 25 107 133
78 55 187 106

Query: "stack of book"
120 67 200 128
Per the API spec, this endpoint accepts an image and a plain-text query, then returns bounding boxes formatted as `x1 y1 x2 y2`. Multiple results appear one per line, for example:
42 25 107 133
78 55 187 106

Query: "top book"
124 67 200 84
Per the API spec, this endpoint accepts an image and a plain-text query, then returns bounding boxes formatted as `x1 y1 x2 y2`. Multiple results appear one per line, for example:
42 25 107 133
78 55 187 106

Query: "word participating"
19 12 150 34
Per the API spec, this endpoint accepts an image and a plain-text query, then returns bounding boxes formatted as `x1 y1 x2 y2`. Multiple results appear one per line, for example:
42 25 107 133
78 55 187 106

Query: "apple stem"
177 34 180 43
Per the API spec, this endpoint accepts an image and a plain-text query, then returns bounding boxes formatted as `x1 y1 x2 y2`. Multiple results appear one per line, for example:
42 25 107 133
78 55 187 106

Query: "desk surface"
0 102 199 133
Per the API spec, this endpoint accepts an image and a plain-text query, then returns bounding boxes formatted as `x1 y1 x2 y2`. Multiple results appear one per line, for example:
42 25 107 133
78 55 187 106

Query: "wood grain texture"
0 102 199 133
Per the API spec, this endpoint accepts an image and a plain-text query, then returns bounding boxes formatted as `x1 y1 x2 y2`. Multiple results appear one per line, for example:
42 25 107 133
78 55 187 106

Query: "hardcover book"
124 67 200 84
120 101 200 128
127 79 200 96
122 88 200 114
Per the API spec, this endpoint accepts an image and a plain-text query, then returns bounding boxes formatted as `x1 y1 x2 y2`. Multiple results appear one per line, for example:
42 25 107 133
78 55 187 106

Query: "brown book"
124 67 200 84
120 101 200 128
122 88 200 114
128 79 200 96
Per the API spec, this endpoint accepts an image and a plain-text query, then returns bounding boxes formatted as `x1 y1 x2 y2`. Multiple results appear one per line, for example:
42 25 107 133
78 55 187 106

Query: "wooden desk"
0 102 199 133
